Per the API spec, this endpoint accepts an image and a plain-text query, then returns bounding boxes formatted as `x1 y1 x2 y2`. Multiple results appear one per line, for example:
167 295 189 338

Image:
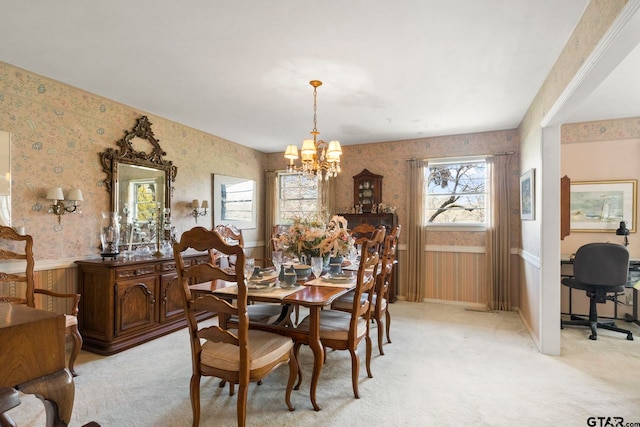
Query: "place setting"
305 257 357 288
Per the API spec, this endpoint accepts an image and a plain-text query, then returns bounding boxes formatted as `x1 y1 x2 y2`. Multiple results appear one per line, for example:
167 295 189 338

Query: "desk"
191 280 354 411
0 302 74 426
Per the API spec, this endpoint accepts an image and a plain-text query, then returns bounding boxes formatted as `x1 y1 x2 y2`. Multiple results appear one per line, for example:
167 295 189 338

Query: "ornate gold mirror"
100 116 177 247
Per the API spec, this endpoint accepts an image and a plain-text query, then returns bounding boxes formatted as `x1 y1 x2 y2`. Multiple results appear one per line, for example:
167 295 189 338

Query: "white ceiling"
2 0 636 154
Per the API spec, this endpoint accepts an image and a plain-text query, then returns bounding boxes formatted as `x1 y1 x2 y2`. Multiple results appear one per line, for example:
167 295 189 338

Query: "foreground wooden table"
0 302 74 426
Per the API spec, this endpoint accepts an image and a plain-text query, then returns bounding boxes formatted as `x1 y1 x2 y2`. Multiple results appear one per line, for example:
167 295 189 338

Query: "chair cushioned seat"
298 309 367 341
201 329 293 372
65 314 77 328
228 304 282 324
333 292 384 313
561 277 625 293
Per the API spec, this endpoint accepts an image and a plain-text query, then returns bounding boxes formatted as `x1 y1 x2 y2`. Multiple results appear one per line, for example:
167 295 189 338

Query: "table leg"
308 306 323 411
18 369 74 427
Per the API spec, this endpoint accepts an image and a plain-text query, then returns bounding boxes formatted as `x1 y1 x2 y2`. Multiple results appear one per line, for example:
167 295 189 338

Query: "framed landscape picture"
212 174 257 229
569 180 637 232
520 168 535 220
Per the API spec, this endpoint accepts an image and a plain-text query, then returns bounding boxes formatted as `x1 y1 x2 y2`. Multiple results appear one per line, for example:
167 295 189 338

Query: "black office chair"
561 242 633 341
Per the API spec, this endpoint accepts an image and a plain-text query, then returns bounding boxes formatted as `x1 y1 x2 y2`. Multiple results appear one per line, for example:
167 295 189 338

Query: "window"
425 157 487 225
277 172 319 224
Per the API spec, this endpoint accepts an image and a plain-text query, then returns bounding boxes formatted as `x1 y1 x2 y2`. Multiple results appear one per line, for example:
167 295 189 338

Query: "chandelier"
284 80 342 181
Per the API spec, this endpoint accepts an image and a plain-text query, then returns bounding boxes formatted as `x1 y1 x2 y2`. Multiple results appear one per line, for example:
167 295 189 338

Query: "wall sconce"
616 220 630 247
191 199 208 223
47 187 83 224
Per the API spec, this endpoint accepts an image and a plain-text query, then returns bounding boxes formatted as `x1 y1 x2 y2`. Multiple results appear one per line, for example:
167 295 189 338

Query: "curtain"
406 159 427 302
486 155 512 311
319 178 336 217
264 170 278 260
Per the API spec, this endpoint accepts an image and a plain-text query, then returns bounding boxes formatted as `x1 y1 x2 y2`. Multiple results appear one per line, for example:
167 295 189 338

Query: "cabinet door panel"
160 272 184 322
115 277 157 336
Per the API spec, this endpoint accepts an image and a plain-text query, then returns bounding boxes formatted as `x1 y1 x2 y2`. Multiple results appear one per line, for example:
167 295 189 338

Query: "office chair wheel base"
589 334 597 340
626 333 633 341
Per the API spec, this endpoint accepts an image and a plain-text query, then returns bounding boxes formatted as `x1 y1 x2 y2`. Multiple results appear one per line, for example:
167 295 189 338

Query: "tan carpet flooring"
7 301 640 426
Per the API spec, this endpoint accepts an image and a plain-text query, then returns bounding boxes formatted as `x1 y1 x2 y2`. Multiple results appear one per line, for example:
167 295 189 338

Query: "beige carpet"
7 301 640 427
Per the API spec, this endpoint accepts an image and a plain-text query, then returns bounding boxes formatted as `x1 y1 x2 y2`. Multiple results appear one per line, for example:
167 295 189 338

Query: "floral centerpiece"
278 214 355 263
318 215 354 259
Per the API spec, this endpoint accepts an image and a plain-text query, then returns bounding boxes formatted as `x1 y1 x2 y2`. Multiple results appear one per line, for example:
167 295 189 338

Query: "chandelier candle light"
284 80 342 181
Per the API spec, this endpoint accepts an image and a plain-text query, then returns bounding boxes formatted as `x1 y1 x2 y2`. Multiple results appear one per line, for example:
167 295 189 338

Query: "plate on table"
246 279 276 291
323 273 356 283
249 270 278 282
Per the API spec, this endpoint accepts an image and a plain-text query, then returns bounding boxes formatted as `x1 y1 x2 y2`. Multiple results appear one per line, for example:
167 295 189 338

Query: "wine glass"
243 258 255 283
272 251 282 273
311 256 323 280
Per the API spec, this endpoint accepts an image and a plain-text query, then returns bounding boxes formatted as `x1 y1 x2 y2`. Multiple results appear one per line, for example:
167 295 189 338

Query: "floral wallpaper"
561 116 640 143
0 61 266 261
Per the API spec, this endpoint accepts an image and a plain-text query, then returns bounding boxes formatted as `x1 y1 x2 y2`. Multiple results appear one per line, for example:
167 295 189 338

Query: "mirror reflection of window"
131 181 157 222
0 131 10 226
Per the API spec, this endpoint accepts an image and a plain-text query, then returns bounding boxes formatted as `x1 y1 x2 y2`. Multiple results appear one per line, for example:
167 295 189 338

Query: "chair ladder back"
350 223 377 245
214 224 244 246
380 232 398 284
0 226 35 307
351 238 380 319
173 226 250 329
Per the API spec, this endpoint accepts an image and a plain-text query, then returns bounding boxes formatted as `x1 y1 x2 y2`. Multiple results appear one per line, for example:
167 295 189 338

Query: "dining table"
0 302 75 426
189 272 358 411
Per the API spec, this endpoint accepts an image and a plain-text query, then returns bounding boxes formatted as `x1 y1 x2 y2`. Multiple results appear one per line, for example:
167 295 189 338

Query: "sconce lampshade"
67 188 84 201
192 199 200 209
47 187 65 201
201 200 209 209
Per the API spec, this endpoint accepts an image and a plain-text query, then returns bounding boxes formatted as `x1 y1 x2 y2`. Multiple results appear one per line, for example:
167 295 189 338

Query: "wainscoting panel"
33 266 79 315
425 250 486 304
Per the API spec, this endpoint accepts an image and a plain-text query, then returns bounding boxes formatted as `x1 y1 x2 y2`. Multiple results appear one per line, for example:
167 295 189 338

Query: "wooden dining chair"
369 228 400 355
331 227 388 352
173 226 298 427
349 222 377 245
0 225 83 377
214 224 272 269
294 236 381 399
212 224 283 325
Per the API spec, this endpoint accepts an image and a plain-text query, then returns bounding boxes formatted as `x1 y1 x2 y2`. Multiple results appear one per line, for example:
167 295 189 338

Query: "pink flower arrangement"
279 214 355 260
318 215 355 257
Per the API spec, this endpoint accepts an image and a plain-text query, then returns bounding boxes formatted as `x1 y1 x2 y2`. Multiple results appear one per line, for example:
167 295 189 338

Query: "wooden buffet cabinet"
75 253 210 355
